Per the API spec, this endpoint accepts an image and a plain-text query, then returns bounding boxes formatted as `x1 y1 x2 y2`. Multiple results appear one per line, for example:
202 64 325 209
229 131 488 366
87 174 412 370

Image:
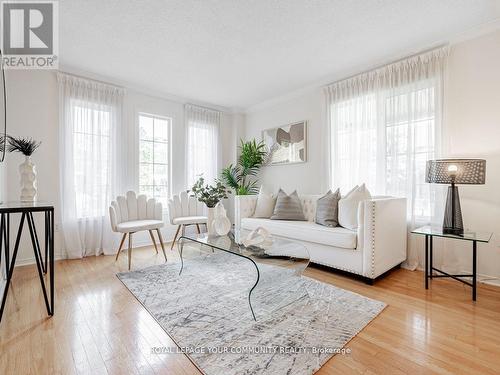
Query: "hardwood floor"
1 245 500 375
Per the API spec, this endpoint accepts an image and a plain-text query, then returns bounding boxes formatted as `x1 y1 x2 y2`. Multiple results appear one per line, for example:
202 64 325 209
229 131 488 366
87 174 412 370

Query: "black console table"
0 201 55 323
412 225 492 301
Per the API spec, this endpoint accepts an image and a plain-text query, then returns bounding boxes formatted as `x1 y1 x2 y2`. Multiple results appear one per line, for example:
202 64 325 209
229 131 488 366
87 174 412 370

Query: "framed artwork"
262 121 307 165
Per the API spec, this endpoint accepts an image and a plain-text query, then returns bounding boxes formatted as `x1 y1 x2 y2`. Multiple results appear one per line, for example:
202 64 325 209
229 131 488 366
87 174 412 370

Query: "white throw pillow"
253 186 276 218
338 184 371 230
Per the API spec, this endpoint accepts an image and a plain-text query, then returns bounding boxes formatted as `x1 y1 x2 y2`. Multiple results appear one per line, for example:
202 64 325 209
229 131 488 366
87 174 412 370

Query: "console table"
412 225 492 301
0 201 55 323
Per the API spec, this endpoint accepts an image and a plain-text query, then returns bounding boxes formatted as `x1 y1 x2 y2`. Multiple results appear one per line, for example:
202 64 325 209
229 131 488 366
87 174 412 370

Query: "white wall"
442 29 500 283
2 70 240 264
243 29 500 284
245 88 329 194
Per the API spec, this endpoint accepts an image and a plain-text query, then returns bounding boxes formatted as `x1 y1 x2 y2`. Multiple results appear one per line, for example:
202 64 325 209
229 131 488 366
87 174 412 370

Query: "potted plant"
8 136 41 201
191 177 229 236
221 139 267 195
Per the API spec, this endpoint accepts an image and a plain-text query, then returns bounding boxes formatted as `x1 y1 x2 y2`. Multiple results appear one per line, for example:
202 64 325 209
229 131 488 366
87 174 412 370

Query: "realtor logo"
1 0 58 69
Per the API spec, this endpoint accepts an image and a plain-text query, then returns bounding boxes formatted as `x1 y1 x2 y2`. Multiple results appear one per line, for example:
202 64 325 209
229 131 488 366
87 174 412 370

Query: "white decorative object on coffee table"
241 226 273 248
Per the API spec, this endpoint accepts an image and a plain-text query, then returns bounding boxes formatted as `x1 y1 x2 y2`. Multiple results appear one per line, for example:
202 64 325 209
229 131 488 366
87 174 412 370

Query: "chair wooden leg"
171 225 181 250
115 233 127 261
149 230 159 254
128 232 133 270
156 229 167 262
196 224 201 234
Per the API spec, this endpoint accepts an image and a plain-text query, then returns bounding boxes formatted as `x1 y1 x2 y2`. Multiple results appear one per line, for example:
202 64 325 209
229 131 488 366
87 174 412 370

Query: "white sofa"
235 194 407 282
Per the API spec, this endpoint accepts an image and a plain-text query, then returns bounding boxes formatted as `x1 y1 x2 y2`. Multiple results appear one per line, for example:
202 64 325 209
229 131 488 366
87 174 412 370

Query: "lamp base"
443 185 463 235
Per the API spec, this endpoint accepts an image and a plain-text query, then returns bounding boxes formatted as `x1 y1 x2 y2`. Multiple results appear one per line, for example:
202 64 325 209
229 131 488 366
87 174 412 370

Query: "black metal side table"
412 225 492 301
0 201 55 323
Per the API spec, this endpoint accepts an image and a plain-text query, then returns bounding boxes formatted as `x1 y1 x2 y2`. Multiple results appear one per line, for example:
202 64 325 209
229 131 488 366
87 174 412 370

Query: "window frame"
137 112 172 209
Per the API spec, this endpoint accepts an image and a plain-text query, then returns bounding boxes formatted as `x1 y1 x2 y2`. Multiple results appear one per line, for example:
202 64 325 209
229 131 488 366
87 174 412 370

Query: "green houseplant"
221 139 267 195
191 177 229 208
191 177 229 236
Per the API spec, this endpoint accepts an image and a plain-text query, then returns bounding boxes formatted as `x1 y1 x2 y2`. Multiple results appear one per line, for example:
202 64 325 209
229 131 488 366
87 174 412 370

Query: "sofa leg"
364 277 374 285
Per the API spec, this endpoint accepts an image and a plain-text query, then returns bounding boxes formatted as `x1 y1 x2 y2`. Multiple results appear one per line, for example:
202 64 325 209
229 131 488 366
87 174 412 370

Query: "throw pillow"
270 189 306 221
338 184 371 230
316 188 341 227
253 186 276 218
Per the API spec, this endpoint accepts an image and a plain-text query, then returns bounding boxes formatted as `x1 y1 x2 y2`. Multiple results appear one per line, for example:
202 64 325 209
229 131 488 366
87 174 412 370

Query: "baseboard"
12 238 174 267
14 252 67 267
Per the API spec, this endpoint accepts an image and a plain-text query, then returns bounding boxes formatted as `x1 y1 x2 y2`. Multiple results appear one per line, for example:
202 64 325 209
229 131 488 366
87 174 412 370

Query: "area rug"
117 251 386 375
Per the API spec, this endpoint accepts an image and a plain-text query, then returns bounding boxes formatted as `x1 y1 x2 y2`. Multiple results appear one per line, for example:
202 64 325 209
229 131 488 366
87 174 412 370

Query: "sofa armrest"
358 197 407 279
234 195 258 230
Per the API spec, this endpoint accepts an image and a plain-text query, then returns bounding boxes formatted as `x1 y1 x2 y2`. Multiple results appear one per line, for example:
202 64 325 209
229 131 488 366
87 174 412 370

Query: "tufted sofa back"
167 191 206 224
298 195 322 221
109 191 163 232
236 194 321 222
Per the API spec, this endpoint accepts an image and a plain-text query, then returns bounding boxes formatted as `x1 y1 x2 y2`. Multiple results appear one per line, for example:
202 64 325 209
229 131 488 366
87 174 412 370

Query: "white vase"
206 206 217 236
19 156 37 202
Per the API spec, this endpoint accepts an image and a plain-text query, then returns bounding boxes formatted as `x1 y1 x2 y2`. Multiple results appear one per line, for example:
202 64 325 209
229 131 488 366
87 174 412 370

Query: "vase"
213 202 231 236
206 206 216 237
19 156 37 201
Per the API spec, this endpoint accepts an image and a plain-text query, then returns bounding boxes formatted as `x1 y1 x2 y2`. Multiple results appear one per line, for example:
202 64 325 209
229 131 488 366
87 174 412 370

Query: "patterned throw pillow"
270 189 306 221
316 188 341 227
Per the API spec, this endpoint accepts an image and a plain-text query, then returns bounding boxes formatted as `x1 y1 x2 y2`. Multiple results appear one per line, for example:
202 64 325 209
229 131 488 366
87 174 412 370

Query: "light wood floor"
1 245 500 375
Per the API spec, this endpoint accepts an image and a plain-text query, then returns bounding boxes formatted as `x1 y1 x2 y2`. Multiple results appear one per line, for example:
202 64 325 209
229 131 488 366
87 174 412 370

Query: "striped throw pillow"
316 189 341 227
270 189 306 221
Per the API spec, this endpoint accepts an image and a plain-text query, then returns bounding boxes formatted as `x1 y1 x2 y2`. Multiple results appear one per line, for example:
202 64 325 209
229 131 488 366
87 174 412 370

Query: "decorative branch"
7 136 41 157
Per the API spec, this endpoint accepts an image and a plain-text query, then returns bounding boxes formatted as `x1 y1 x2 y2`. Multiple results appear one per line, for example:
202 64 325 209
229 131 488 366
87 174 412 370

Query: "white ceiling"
60 0 500 110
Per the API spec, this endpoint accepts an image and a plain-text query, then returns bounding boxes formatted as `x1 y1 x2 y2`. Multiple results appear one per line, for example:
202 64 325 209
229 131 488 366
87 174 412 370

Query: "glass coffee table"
177 229 310 320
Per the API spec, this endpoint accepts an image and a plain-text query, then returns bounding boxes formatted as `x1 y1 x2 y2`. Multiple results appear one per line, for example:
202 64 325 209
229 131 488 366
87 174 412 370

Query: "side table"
0 201 55 323
412 225 492 301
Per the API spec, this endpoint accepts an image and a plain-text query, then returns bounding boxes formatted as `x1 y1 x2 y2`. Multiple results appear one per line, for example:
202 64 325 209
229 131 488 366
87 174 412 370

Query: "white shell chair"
109 191 167 270
167 191 207 249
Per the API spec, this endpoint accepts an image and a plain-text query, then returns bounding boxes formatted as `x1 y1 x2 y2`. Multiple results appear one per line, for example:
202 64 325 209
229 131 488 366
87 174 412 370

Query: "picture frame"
262 121 307 165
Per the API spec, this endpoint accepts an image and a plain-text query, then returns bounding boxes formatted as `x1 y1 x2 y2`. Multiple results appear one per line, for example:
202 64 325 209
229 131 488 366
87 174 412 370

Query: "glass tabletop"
411 225 492 243
0 201 54 211
177 229 311 320
180 229 310 271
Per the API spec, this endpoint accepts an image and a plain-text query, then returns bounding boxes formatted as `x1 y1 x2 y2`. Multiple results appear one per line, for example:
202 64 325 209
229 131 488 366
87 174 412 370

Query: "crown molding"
58 64 233 113
243 18 500 114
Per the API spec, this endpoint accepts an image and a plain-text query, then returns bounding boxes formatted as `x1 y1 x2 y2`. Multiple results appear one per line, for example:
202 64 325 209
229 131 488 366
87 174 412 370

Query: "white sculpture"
242 227 273 248
20 156 37 201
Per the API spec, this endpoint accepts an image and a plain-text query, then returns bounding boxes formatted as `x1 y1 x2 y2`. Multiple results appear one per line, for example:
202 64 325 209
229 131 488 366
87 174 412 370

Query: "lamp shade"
426 159 486 185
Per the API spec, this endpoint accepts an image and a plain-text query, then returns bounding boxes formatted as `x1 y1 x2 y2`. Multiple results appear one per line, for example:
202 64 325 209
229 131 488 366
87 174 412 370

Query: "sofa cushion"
241 218 357 249
271 189 306 221
338 184 371 230
253 186 276 218
316 188 341 227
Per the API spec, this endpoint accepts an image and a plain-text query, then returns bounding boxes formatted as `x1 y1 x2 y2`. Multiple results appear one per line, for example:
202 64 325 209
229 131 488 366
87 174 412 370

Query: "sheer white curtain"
185 104 221 188
58 73 125 258
325 47 448 269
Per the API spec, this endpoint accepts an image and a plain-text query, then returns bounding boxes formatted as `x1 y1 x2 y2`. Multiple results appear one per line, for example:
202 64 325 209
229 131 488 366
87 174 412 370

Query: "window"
138 113 171 207
185 104 220 188
72 101 112 219
329 81 440 222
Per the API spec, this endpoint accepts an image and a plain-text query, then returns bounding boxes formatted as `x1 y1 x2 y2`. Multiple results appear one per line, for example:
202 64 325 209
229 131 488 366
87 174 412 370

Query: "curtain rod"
185 102 222 113
325 43 449 87
57 70 125 91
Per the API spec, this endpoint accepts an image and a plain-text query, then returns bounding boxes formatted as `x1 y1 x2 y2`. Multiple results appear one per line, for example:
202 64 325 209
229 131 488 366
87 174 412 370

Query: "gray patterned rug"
117 251 385 375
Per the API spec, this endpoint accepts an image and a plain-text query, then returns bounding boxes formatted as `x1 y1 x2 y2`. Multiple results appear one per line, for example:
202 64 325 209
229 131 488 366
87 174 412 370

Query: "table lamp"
426 159 486 235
